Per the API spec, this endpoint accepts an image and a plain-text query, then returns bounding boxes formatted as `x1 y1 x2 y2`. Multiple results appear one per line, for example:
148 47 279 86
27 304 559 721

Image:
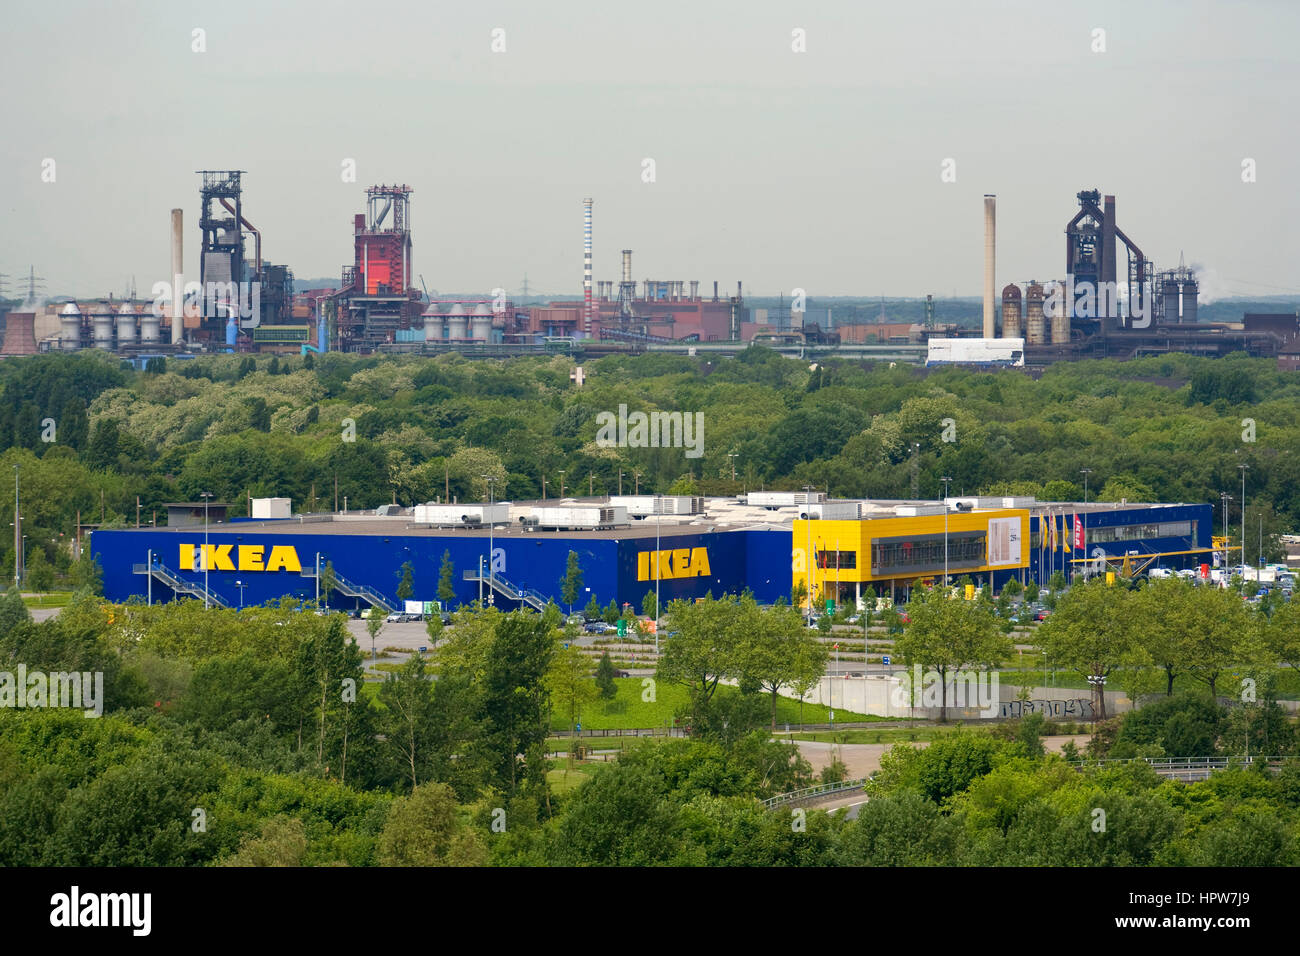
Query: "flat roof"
99 495 1202 540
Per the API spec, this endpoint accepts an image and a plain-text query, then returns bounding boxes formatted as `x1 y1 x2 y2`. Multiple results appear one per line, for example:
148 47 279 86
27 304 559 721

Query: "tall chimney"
583 198 593 335
171 208 184 345
983 195 996 338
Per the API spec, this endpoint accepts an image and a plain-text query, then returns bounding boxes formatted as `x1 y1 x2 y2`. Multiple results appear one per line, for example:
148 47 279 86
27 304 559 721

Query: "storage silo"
116 303 137 345
139 309 161 344
422 305 444 343
1050 290 1070 344
1000 284 1022 339
60 302 83 350
446 303 468 340
1025 283 1046 345
470 303 492 342
1181 278 1198 325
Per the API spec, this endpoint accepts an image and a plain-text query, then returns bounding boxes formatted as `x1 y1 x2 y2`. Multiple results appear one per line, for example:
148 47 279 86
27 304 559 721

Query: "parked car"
385 612 404 623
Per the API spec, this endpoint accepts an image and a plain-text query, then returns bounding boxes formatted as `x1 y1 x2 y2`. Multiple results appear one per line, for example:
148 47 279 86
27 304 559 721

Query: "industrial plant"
3 177 1298 366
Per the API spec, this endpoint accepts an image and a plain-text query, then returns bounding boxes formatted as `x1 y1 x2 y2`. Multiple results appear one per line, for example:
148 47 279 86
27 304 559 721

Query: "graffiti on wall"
998 698 1095 719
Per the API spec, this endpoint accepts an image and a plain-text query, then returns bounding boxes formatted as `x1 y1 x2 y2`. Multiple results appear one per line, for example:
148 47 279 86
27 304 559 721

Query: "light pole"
802 484 815 623
200 491 213 608
618 470 624 495
235 579 246 610
940 476 953 586
634 472 641 495
558 470 566 500
1079 468 1092 582
655 494 662 652
12 464 19 590
1220 493 1232 574
20 535 27 589
1239 463 1249 571
727 453 738 482
482 474 497 599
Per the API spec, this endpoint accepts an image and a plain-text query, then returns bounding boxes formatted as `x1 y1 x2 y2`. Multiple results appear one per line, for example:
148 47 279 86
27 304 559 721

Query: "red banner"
1074 514 1083 549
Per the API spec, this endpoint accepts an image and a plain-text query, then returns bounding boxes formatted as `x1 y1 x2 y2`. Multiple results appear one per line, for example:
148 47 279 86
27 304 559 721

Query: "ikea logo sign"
636 547 711 581
180 543 301 572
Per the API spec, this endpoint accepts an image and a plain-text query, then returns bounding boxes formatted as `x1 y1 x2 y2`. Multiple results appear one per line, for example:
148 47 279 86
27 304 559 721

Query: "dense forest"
1 589 1296 867
1 346 1296 582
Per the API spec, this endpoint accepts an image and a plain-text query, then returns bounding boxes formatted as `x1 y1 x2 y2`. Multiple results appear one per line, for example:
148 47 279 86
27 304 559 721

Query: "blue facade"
86 504 1212 610
88 526 791 612
1022 503 1212 588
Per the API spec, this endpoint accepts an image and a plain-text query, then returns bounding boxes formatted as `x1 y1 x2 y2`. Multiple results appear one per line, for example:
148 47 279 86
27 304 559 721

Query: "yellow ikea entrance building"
793 507 1030 610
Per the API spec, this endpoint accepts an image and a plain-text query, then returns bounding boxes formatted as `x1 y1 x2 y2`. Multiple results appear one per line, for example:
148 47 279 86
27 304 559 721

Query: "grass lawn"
21 591 73 608
546 763 601 794
550 678 881 732
782 726 968 745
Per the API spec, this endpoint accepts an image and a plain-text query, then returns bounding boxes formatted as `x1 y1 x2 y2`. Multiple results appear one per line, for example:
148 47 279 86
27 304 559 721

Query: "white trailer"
926 337 1025 367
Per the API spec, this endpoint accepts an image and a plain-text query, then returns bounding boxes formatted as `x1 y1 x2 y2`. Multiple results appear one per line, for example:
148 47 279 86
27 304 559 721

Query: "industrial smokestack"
583 198 593 335
170 208 184 345
690 280 698 300
983 195 996 338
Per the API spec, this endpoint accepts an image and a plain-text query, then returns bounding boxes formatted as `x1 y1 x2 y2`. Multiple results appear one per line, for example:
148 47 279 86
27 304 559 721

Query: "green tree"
224 816 308 867
425 612 443 646
1035 579 1145 721
377 783 488 866
69 548 103 596
641 590 658 620
437 549 456 609
595 650 617 699
319 560 338 608
603 599 620 625
0 587 32 639
480 613 555 793
560 550 583 613
1024 580 1040 603
24 546 54 592
366 611 383 663
396 560 414 602
547 642 598 745
893 584 1011 721
378 652 437 791
584 592 602 621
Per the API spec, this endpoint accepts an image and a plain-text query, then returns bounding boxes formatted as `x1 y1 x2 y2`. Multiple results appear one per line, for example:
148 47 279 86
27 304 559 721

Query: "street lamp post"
12 465 19 590
1221 492 1233 571
940 476 953 586
235 579 246 610
20 535 27 590
802 484 815 623
655 494 662 654
727 453 737 482
1239 464 1250 572
558 471 566 500
200 492 213 608
482 475 497 600
1079 468 1092 582
634 472 641 495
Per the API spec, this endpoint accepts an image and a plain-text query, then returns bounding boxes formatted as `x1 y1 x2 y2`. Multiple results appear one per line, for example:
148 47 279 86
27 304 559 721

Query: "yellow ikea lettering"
636 547 711 581
179 543 299 572
265 546 302 572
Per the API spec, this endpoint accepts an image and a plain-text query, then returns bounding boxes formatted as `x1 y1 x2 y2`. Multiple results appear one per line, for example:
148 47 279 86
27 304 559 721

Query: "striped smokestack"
583 198 593 335
171 207 184 345
983 195 996 338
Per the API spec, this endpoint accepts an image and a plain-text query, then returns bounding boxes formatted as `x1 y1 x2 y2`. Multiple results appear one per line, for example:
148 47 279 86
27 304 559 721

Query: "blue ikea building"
88 519 793 613
87 500 1214 612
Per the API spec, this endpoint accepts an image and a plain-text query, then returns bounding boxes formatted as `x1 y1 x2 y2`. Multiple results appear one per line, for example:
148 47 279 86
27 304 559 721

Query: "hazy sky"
3 0 1298 300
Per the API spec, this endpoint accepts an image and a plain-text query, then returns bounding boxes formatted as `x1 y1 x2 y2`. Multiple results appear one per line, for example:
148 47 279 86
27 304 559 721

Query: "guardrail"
762 777 869 811
1076 755 1289 776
